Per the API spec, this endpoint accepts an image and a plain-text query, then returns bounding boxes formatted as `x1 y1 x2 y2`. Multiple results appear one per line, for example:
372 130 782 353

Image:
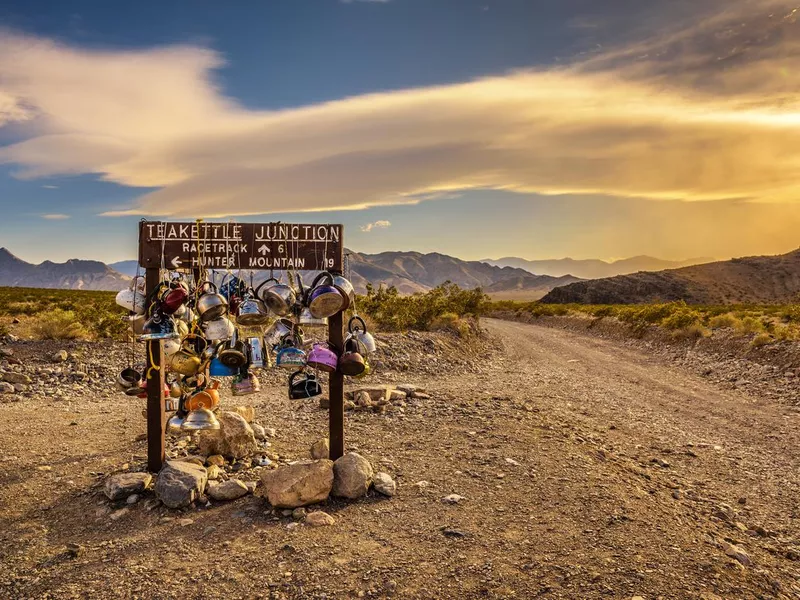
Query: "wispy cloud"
360 220 391 232
41 184 58 189
341 0 390 3
41 213 70 220
0 0 797 219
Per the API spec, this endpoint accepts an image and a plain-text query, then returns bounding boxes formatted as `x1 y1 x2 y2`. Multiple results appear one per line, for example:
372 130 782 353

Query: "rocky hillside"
483 274 583 300
485 255 712 279
541 249 800 304
0 248 130 291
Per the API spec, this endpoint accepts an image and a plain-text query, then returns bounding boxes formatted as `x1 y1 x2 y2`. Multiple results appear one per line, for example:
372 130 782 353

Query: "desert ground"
1 318 800 599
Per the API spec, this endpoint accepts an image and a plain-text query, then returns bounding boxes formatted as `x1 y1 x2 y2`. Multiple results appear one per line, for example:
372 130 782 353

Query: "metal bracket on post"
145 267 166 472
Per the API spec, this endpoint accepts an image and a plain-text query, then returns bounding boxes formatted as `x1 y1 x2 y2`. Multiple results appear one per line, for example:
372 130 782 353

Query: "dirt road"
2 320 800 599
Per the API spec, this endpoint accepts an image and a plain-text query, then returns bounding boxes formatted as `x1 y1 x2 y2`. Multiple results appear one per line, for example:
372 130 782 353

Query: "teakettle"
195 281 228 321
298 307 327 328
247 336 266 368
236 283 270 326
115 276 147 315
116 368 142 391
139 308 180 341
288 370 322 399
167 334 208 376
185 379 221 411
339 337 366 376
306 271 345 318
232 368 261 396
209 357 238 377
204 315 236 342
306 342 338 373
332 273 355 311
218 330 249 369
264 318 299 349
160 283 189 315
276 335 307 370
259 277 296 317
347 315 376 354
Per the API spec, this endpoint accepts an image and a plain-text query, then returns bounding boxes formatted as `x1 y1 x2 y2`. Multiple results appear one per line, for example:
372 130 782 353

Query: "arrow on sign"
171 256 182 269
258 244 270 256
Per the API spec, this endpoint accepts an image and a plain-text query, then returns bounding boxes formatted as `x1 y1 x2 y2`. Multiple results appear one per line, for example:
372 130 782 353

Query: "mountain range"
541 249 800 305
0 248 131 290
6 248 579 299
483 255 713 279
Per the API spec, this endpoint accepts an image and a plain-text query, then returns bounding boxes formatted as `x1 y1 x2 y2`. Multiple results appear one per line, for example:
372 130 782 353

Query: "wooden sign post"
138 221 345 472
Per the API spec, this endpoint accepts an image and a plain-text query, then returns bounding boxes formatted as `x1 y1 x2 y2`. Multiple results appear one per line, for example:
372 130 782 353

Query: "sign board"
138 221 343 272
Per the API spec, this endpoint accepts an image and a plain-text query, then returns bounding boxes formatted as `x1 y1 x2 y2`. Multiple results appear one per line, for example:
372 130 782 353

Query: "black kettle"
288 370 322 400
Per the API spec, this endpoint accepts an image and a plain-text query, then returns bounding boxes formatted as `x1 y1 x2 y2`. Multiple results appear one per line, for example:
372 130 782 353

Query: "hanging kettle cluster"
115 268 367 429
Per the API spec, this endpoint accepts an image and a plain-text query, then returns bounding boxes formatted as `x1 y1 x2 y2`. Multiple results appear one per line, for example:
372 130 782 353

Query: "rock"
206 464 222 480
332 453 374 499
722 542 751 566
373 472 396 497
396 384 416 394
179 518 194 526
442 494 465 504
0 348 12 357
154 461 208 509
310 438 330 460
51 350 68 363
318 396 330 409
292 507 307 520
207 455 225 467
411 392 431 400
355 391 373 408
109 508 130 521
259 460 334 508
13 383 26 393
196 411 258 459
126 494 140 505
0 382 14 394
66 542 83 558
699 593 724 600
2 372 31 385
387 389 407 401
104 472 152 501
232 405 255 423
207 479 249 501
305 511 336 527
344 400 356 411
245 481 258 494
264 427 277 438
252 424 267 440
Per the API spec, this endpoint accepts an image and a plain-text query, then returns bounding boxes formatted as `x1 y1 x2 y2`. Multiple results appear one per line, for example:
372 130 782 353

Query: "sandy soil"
1 319 800 599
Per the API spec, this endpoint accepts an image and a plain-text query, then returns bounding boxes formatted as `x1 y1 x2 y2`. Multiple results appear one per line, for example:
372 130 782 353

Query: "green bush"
751 333 773 348
708 314 740 329
736 317 765 335
358 282 488 332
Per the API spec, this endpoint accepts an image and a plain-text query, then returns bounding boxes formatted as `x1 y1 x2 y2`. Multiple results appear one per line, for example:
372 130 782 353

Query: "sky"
0 0 799 264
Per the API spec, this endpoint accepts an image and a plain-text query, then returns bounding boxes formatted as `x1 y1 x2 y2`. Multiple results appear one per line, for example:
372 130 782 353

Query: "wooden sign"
138 221 343 272
137 220 346 473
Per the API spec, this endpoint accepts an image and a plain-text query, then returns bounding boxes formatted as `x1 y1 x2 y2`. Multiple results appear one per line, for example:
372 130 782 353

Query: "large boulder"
207 479 249 501
259 460 334 508
154 461 208 509
196 411 258 459
104 472 152 501
332 453 374 499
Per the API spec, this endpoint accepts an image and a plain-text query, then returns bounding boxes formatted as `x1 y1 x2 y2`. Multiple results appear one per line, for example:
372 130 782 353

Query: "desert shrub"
736 317 765 335
29 309 90 340
0 323 8 337
358 282 488 332
661 307 702 330
671 323 711 340
590 305 617 318
708 313 740 329
751 333 773 348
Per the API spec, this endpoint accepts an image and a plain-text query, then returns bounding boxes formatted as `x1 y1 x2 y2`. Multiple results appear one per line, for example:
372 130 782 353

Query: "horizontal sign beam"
138 221 343 272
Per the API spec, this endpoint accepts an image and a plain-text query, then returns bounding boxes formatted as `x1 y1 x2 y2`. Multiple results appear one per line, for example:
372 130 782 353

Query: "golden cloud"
0 0 797 218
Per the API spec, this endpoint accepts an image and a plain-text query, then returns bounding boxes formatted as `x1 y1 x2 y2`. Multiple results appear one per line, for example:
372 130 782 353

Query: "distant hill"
540 250 800 305
0 248 130 291
484 255 713 279
109 260 139 277
484 274 584 301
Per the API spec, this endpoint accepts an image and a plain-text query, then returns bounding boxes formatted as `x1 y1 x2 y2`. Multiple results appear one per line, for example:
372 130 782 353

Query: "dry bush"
751 333 773 348
709 313 741 329
29 309 91 340
736 317 765 335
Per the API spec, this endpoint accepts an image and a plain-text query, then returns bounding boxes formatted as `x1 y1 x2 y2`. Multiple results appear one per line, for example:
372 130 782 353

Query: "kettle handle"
200 281 218 293
288 369 307 388
180 333 206 353
254 277 278 297
311 271 334 289
348 315 367 334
